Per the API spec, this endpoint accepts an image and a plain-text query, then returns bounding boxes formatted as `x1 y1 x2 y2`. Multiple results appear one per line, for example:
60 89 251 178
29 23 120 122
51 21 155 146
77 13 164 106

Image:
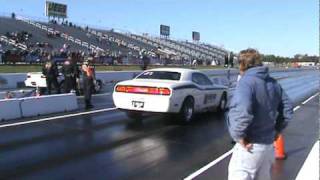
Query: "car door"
191 72 214 110
195 73 220 108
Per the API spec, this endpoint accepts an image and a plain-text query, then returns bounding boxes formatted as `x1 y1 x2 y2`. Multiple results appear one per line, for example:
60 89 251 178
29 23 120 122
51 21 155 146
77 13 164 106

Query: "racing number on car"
204 94 217 104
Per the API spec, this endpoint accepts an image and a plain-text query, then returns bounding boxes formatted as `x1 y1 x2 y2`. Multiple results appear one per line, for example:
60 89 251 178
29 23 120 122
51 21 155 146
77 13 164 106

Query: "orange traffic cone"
274 134 287 160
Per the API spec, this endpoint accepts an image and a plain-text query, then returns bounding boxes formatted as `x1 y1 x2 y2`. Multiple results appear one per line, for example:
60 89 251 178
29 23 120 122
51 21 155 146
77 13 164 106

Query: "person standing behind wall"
42 57 60 95
141 55 150 70
224 54 229 67
227 48 293 180
61 57 77 93
81 57 96 109
229 52 234 68
71 57 81 95
0 44 3 64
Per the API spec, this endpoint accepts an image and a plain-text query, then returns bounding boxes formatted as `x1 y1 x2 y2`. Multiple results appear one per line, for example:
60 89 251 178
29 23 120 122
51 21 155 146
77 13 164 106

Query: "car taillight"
158 88 171 95
115 85 171 95
116 85 126 92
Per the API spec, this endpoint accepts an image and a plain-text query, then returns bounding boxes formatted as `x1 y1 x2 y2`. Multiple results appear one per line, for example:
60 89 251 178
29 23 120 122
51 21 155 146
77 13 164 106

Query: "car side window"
212 78 219 85
200 73 213 85
192 73 213 86
192 73 200 84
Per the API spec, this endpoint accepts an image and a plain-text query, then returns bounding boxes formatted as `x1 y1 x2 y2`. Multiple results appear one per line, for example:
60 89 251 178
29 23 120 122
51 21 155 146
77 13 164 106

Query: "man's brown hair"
238 48 262 72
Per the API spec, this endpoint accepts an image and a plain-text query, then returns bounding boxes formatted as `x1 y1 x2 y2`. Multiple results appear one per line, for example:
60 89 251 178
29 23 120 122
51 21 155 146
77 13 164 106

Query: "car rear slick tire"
217 93 227 113
179 97 194 123
93 80 102 93
126 111 143 122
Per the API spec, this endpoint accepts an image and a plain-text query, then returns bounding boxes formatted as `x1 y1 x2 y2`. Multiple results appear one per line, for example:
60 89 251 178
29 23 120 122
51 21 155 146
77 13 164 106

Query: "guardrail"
0 93 78 121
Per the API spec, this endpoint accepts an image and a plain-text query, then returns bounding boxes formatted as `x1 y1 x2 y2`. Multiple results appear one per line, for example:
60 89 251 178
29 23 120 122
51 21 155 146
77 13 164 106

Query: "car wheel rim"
95 84 101 91
185 105 193 121
220 98 226 109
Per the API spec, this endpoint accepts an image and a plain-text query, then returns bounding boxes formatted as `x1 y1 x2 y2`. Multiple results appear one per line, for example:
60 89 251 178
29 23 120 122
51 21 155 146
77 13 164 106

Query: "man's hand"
239 138 253 152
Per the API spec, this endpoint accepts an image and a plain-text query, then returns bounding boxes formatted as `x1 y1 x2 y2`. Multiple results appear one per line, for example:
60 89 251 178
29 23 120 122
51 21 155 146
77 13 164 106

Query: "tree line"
262 54 319 64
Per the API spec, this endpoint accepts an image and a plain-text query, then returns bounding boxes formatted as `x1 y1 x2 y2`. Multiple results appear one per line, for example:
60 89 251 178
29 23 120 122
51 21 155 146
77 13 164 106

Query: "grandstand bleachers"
0 17 84 51
0 15 230 65
41 22 135 55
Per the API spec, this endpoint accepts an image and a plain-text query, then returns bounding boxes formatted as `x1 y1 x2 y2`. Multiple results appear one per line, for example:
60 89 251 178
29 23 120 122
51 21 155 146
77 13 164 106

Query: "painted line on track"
183 92 319 180
302 93 319 105
295 141 319 180
293 106 301 111
184 149 233 180
0 107 118 129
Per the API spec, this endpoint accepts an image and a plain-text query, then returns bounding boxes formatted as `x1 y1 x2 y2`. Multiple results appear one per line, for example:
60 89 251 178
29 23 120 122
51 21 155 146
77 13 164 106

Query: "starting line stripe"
183 92 319 180
0 107 118 129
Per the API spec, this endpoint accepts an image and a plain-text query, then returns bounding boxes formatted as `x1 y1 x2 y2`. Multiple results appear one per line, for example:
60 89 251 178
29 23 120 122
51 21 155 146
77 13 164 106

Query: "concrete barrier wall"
0 89 33 99
0 73 26 89
0 99 22 121
0 93 78 121
20 93 78 117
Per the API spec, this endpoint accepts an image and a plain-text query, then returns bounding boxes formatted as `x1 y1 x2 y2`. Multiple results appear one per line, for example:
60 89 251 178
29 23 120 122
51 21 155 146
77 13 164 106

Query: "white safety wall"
0 99 22 121
20 94 78 117
0 89 33 99
0 73 26 89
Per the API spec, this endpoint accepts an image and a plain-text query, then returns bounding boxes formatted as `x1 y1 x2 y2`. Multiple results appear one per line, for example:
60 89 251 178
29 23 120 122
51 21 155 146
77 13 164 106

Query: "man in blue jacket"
227 48 293 180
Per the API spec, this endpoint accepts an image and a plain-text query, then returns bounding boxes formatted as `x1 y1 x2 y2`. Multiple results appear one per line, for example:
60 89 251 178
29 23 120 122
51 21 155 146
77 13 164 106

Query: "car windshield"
136 71 181 81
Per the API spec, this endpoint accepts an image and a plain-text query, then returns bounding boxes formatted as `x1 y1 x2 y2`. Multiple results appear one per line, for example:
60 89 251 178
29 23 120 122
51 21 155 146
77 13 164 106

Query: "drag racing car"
24 72 103 94
113 68 228 122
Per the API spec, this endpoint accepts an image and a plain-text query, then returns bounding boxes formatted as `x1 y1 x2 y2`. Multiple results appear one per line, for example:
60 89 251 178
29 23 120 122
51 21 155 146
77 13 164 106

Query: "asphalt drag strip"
0 107 233 179
0 94 318 180
188 94 319 180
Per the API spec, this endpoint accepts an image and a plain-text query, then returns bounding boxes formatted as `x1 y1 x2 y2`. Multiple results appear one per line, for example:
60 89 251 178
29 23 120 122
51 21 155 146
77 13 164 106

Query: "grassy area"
0 65 43 73
0 64 225 73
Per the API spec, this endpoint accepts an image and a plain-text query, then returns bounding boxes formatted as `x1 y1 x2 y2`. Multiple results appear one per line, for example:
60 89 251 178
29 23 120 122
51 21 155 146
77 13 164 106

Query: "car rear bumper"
113 92 180 113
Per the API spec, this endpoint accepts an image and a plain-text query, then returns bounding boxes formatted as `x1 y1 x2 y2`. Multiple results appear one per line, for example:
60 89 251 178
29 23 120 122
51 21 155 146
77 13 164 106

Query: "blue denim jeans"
228 143 274 180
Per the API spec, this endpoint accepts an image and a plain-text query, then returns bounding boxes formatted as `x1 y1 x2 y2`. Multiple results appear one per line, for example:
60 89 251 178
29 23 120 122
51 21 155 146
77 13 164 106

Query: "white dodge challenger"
113 68 228 122
24 72 103 93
